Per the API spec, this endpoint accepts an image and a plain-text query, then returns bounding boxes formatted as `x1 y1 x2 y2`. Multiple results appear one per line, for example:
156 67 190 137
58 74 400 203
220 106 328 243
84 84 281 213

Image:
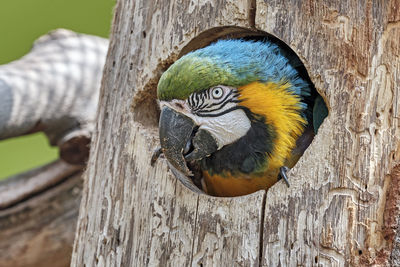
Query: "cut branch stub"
59 129 92 165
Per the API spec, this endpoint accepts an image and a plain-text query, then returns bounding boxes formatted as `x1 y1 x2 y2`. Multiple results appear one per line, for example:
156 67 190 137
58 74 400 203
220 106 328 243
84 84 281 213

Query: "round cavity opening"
155 26 328 197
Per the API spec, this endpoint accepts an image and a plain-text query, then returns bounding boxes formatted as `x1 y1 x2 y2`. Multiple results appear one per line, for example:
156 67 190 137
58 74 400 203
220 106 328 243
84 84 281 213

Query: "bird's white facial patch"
187 85 251 148
191 109 251 149
159 85 251 149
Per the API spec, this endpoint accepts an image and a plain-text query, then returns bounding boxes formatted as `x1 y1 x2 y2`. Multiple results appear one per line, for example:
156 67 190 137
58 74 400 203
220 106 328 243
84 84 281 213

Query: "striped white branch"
0 29 108 164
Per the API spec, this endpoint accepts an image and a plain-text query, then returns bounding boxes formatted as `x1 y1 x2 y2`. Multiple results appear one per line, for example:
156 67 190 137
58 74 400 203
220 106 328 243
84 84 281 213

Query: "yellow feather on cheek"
237 81 306 170
203 81 306 197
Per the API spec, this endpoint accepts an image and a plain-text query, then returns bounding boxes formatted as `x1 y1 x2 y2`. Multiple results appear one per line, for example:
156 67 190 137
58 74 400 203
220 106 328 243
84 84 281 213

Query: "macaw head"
157 39 311 186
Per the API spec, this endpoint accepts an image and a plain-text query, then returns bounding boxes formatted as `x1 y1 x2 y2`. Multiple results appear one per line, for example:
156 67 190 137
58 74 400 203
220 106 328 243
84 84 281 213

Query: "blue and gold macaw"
157 39 327 197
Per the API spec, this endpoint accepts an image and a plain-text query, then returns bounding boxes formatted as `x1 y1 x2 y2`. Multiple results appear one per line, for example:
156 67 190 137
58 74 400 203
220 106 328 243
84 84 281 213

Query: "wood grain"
72 0 400 266
71 0 265 266
256 0 400 265
0 161 82 267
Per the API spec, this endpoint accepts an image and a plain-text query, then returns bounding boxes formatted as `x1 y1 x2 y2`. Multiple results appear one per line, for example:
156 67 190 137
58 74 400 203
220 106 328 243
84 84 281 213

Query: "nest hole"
149 26 328 197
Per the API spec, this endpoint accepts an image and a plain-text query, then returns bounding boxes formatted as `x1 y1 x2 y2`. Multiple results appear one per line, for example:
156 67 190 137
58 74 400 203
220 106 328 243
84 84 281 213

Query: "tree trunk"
0 161 82 267
72 1 400 266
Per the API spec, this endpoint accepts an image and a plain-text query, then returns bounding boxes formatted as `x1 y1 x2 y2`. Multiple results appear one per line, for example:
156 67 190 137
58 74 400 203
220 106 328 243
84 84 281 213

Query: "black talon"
151 147 163 166
278 166 290 187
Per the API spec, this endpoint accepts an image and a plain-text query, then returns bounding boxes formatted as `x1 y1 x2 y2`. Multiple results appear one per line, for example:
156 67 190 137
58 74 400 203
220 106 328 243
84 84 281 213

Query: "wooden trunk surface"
0 161 82 267
72 0 400 266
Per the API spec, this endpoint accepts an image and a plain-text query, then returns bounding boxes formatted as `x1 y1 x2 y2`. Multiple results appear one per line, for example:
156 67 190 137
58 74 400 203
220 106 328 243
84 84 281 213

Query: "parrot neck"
201 113 276 176
238 81 306 172
201 81 306 179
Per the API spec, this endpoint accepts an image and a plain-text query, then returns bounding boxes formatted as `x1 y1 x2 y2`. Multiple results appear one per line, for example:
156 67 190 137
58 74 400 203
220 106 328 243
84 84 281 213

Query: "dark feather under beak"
159 106 218 176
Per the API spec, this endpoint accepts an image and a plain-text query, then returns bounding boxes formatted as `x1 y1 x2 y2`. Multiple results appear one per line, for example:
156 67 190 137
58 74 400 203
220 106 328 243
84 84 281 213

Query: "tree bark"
0 161 82 267
72 0 400 266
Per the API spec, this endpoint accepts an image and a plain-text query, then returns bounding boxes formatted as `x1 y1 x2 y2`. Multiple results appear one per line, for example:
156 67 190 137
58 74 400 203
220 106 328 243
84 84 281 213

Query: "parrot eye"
187 85 240 116
211 87 224 99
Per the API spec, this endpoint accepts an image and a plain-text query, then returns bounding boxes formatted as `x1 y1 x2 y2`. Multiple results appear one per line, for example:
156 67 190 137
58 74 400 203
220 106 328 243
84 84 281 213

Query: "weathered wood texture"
72 0 400 266
256 1 400 266
0 161 82 267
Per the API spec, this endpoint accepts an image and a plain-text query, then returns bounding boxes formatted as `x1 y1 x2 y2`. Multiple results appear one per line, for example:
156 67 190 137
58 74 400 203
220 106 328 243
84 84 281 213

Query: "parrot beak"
159 106 218 176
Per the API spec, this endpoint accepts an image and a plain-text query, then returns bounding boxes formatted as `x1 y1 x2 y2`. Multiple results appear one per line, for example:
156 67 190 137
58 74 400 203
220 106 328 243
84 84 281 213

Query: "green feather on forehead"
157 39 310 101
157 56 241 100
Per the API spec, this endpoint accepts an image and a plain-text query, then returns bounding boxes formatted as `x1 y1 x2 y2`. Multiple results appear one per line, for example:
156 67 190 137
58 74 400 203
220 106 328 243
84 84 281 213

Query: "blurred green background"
0 0 115 180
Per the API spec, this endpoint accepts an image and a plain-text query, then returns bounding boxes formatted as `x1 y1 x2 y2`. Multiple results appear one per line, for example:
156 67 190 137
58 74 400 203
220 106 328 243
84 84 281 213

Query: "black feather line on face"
201 108 276 176
188 87 239 115
195 104 240 117
205 90 234 108
194 101 208 112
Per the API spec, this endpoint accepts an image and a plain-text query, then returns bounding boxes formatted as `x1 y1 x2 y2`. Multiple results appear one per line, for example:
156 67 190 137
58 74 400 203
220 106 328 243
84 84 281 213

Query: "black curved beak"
159 106 218 176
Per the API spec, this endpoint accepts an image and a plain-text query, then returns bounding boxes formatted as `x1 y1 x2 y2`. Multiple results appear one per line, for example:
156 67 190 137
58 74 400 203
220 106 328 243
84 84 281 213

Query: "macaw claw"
150 147 163 166
279 166 290 187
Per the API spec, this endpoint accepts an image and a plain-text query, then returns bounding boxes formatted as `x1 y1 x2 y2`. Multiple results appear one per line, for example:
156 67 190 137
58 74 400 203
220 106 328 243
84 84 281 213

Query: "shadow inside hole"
154 26 328 197
131 59 174 128
132 89 160 128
